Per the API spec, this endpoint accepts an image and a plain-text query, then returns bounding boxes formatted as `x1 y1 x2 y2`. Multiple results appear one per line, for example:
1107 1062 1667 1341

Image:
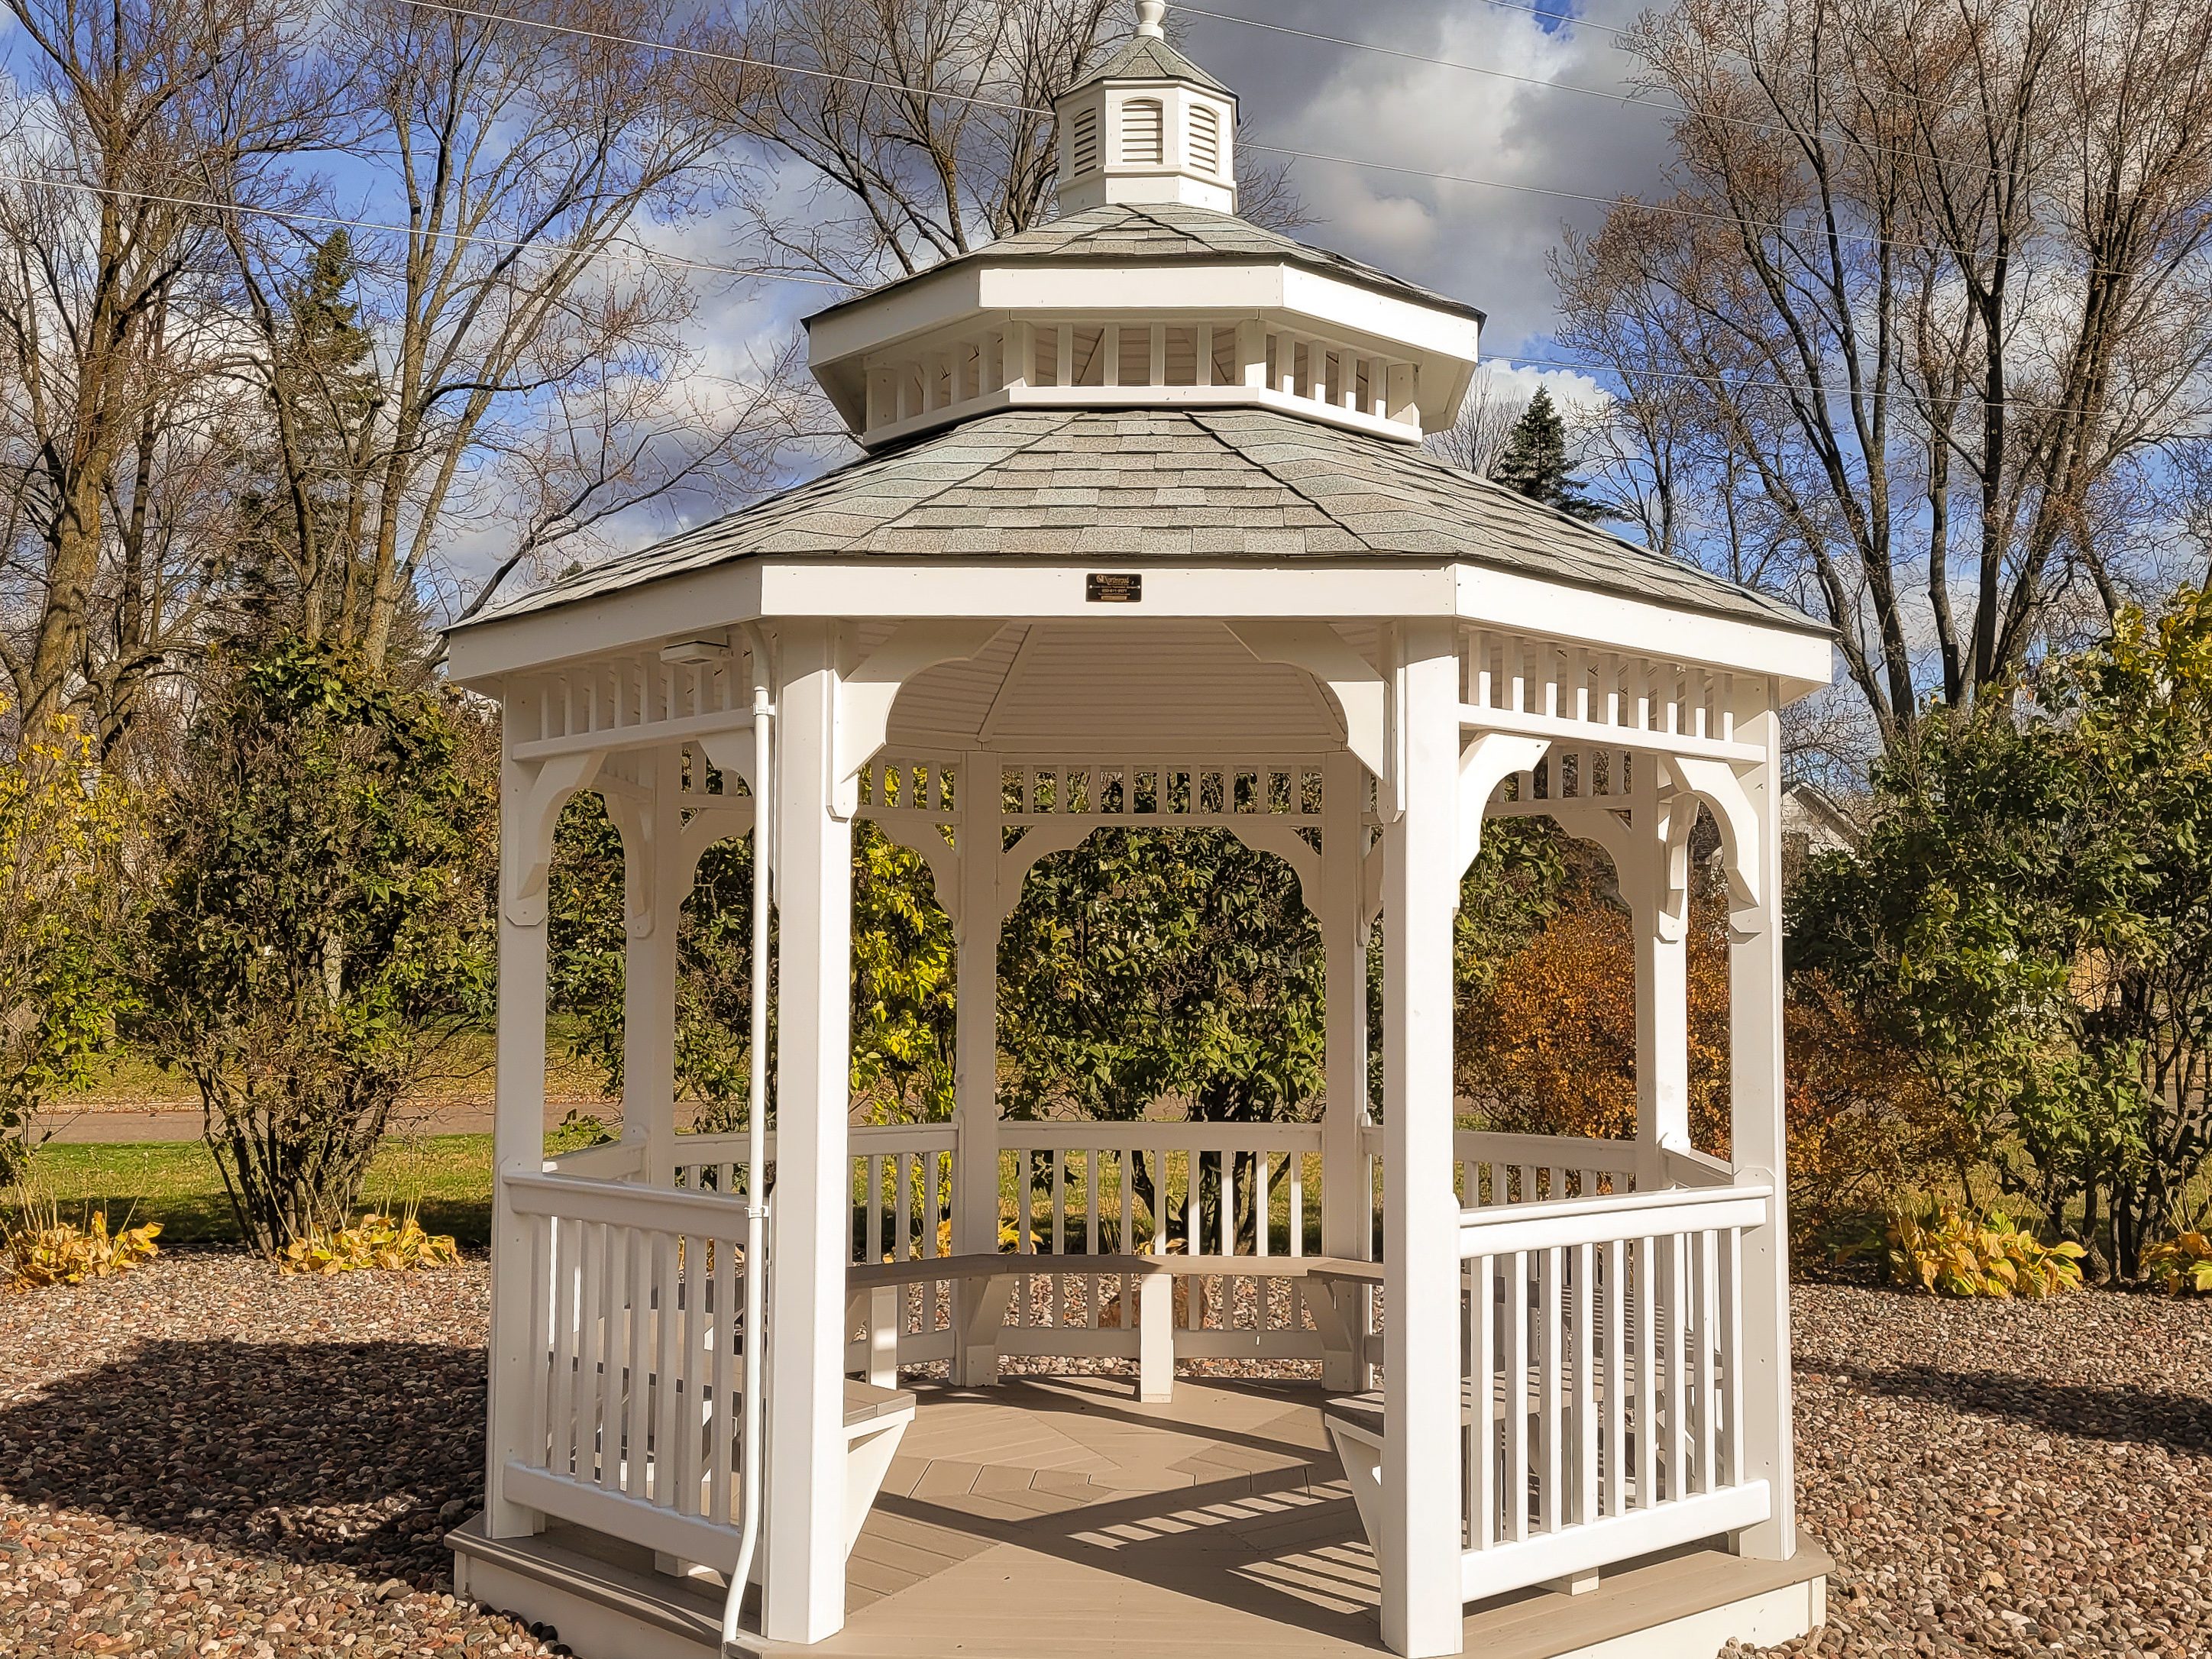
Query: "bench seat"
846 1250 1381 1401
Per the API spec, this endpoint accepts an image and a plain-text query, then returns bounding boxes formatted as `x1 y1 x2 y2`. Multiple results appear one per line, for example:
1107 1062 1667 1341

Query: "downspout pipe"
723 627 774 1651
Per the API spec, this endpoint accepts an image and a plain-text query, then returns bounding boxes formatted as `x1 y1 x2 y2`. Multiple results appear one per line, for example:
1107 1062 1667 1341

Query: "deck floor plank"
477 1375 1826 1659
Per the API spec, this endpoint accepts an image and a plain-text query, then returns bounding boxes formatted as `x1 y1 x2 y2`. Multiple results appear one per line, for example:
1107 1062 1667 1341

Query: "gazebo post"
1319 749 1372 1390
616 748 684 1181
1632 793 1690 1188
762 623 855 1643
952 746 1004 1384
1378 623 1466 1659
1727 704 1796 1563
486 684 556 1542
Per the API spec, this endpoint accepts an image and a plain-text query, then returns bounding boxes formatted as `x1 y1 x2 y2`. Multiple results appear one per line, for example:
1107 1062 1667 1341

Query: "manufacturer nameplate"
1085 573 1142 603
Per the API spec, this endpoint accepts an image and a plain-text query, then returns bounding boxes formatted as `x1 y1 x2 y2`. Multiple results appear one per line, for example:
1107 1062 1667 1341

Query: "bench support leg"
867 1285 901 1389
956 1275 1013 1388
1138 1273 1174 1403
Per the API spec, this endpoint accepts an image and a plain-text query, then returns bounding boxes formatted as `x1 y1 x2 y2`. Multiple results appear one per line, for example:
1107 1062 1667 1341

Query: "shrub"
1881 1205 2086 1298
2145 1231 2212 1295
131 639 495 1254
3 1209 161 1290
0 708 139 1182
277 1212 461 1275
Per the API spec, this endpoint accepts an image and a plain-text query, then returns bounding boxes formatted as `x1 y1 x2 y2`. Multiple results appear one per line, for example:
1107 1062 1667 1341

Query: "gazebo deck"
454 1373 1829 1659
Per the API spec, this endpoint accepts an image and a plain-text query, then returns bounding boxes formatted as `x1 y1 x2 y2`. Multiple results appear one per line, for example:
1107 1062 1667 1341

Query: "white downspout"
724 629 775 1649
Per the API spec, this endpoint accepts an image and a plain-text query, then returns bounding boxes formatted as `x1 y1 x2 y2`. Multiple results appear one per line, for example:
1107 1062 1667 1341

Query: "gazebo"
441 8 1834 1656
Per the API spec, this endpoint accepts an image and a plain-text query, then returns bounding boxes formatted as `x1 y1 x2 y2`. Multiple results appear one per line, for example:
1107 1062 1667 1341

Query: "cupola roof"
802 5 1487 454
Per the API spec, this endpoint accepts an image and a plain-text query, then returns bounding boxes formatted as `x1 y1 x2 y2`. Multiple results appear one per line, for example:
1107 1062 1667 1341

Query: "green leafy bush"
1883 1205 2085 1298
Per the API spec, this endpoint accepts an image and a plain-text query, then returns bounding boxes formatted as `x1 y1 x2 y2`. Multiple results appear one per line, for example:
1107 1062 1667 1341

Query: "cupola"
1052 0 1238 215
802 0 1484 451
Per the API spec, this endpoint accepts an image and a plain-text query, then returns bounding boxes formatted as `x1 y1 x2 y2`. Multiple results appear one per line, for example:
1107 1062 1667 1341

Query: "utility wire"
2 10 2193 433
396 0 2171 275
0 166 848 286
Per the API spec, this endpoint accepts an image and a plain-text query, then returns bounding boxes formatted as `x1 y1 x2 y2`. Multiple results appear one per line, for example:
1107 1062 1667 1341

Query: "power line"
386 0 2044 267
1179 2 2043 192
4 11 2194 432
0 167 848 287
1172 5 1671 115
1490 351 2212 439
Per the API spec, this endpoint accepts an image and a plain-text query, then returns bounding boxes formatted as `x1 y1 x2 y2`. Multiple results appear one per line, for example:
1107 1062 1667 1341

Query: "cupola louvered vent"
1070 105 1100 176
1122 99 1163 164
1189 104 1220 175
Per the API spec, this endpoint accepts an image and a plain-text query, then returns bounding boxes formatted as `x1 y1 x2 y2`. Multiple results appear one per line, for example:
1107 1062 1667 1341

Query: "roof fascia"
448 554 1831 695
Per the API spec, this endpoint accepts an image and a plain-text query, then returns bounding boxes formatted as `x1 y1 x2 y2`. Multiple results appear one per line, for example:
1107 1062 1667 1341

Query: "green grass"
8 1134 496 1247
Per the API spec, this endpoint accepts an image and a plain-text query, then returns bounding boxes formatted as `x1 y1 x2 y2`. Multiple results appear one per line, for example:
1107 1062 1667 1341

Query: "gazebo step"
450 1515 726 1659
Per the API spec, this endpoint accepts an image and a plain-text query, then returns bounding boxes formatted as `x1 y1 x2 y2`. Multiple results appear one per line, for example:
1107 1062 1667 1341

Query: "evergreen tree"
1490 388 1611 522
236 232 391 645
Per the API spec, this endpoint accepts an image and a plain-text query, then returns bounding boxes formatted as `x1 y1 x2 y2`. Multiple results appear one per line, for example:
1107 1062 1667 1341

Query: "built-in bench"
848 1251 1383 1401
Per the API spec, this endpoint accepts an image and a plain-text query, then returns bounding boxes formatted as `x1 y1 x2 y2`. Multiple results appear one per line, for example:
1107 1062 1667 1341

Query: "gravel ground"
0 1254 2205 1657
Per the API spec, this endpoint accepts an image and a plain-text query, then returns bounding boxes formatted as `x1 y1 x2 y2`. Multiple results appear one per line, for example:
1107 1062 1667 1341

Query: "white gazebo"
442 9 1834 1657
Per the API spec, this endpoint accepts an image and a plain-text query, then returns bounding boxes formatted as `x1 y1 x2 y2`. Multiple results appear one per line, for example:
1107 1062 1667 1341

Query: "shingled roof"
458 407 1822 636
1064 33 1228 94
803 202 1484 328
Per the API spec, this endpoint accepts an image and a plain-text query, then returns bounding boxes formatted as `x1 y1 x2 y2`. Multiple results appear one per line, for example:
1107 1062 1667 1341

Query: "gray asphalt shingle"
804 202 1483 326
455 407 1821 636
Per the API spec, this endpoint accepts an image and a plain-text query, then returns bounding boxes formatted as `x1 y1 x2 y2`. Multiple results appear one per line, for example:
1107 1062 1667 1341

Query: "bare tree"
215 0 807 658
710 0 1121 282
1554 0 2212 745
711 0 1307 287
0 0 332 738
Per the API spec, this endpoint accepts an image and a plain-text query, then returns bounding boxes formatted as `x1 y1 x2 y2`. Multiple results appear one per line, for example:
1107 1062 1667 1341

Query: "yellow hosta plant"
4 1210 161 1289
2145 1231 2212 1295
1885 1205 2085 1298
280 1212 461 1275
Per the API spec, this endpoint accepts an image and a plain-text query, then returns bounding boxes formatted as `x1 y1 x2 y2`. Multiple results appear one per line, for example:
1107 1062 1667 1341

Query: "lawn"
9 1133 498 1246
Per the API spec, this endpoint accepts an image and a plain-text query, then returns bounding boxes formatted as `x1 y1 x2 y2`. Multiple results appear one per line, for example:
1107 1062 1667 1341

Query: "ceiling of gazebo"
885 619 1347 752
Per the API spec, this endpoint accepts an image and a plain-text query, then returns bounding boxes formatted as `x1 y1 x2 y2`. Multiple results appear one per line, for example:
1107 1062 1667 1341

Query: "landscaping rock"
0 1253 2203 1656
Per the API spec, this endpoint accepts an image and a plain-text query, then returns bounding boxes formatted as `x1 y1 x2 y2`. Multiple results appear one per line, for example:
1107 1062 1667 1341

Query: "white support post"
1632 797 1690 1190
487 690 555 1541
1727 703 1796 1563
1379 623 1466 1658
763 624 855 1644
953 748 1004 1386
1320 750 1373 1392
620 749 683 1182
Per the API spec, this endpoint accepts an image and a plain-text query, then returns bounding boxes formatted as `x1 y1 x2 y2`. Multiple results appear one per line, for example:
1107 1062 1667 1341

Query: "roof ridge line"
1185 409 1379 552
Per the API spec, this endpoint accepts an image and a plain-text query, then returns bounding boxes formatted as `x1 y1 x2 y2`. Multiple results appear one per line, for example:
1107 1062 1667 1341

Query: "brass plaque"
1085 572 1143 603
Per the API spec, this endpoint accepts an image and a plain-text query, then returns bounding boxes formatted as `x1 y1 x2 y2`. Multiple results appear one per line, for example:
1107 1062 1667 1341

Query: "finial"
1137 0 1166 38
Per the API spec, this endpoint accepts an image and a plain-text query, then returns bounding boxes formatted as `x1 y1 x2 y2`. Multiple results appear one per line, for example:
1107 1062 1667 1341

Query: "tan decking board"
465 1374 1826 1659
713 1373 1826 1657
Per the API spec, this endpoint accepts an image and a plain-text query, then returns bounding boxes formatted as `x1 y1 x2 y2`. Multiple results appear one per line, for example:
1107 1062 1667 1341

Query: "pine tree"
1490 388 1611 523
237 231 389 643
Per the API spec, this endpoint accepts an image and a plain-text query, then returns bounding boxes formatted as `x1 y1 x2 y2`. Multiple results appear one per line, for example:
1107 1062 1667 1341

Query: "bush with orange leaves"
1456 890 1732 1155
1457 886 1945 1248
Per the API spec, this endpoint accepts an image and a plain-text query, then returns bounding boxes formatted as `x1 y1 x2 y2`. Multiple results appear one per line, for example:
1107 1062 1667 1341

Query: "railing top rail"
543 1139 648 1179
1457 1180 1772 1256
506 1169 752 1239
996 1121 1323 1151
1450 1129 1641 1165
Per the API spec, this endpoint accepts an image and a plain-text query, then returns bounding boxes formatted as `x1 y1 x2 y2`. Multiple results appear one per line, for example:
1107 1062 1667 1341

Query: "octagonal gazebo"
441 9 1834 1657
